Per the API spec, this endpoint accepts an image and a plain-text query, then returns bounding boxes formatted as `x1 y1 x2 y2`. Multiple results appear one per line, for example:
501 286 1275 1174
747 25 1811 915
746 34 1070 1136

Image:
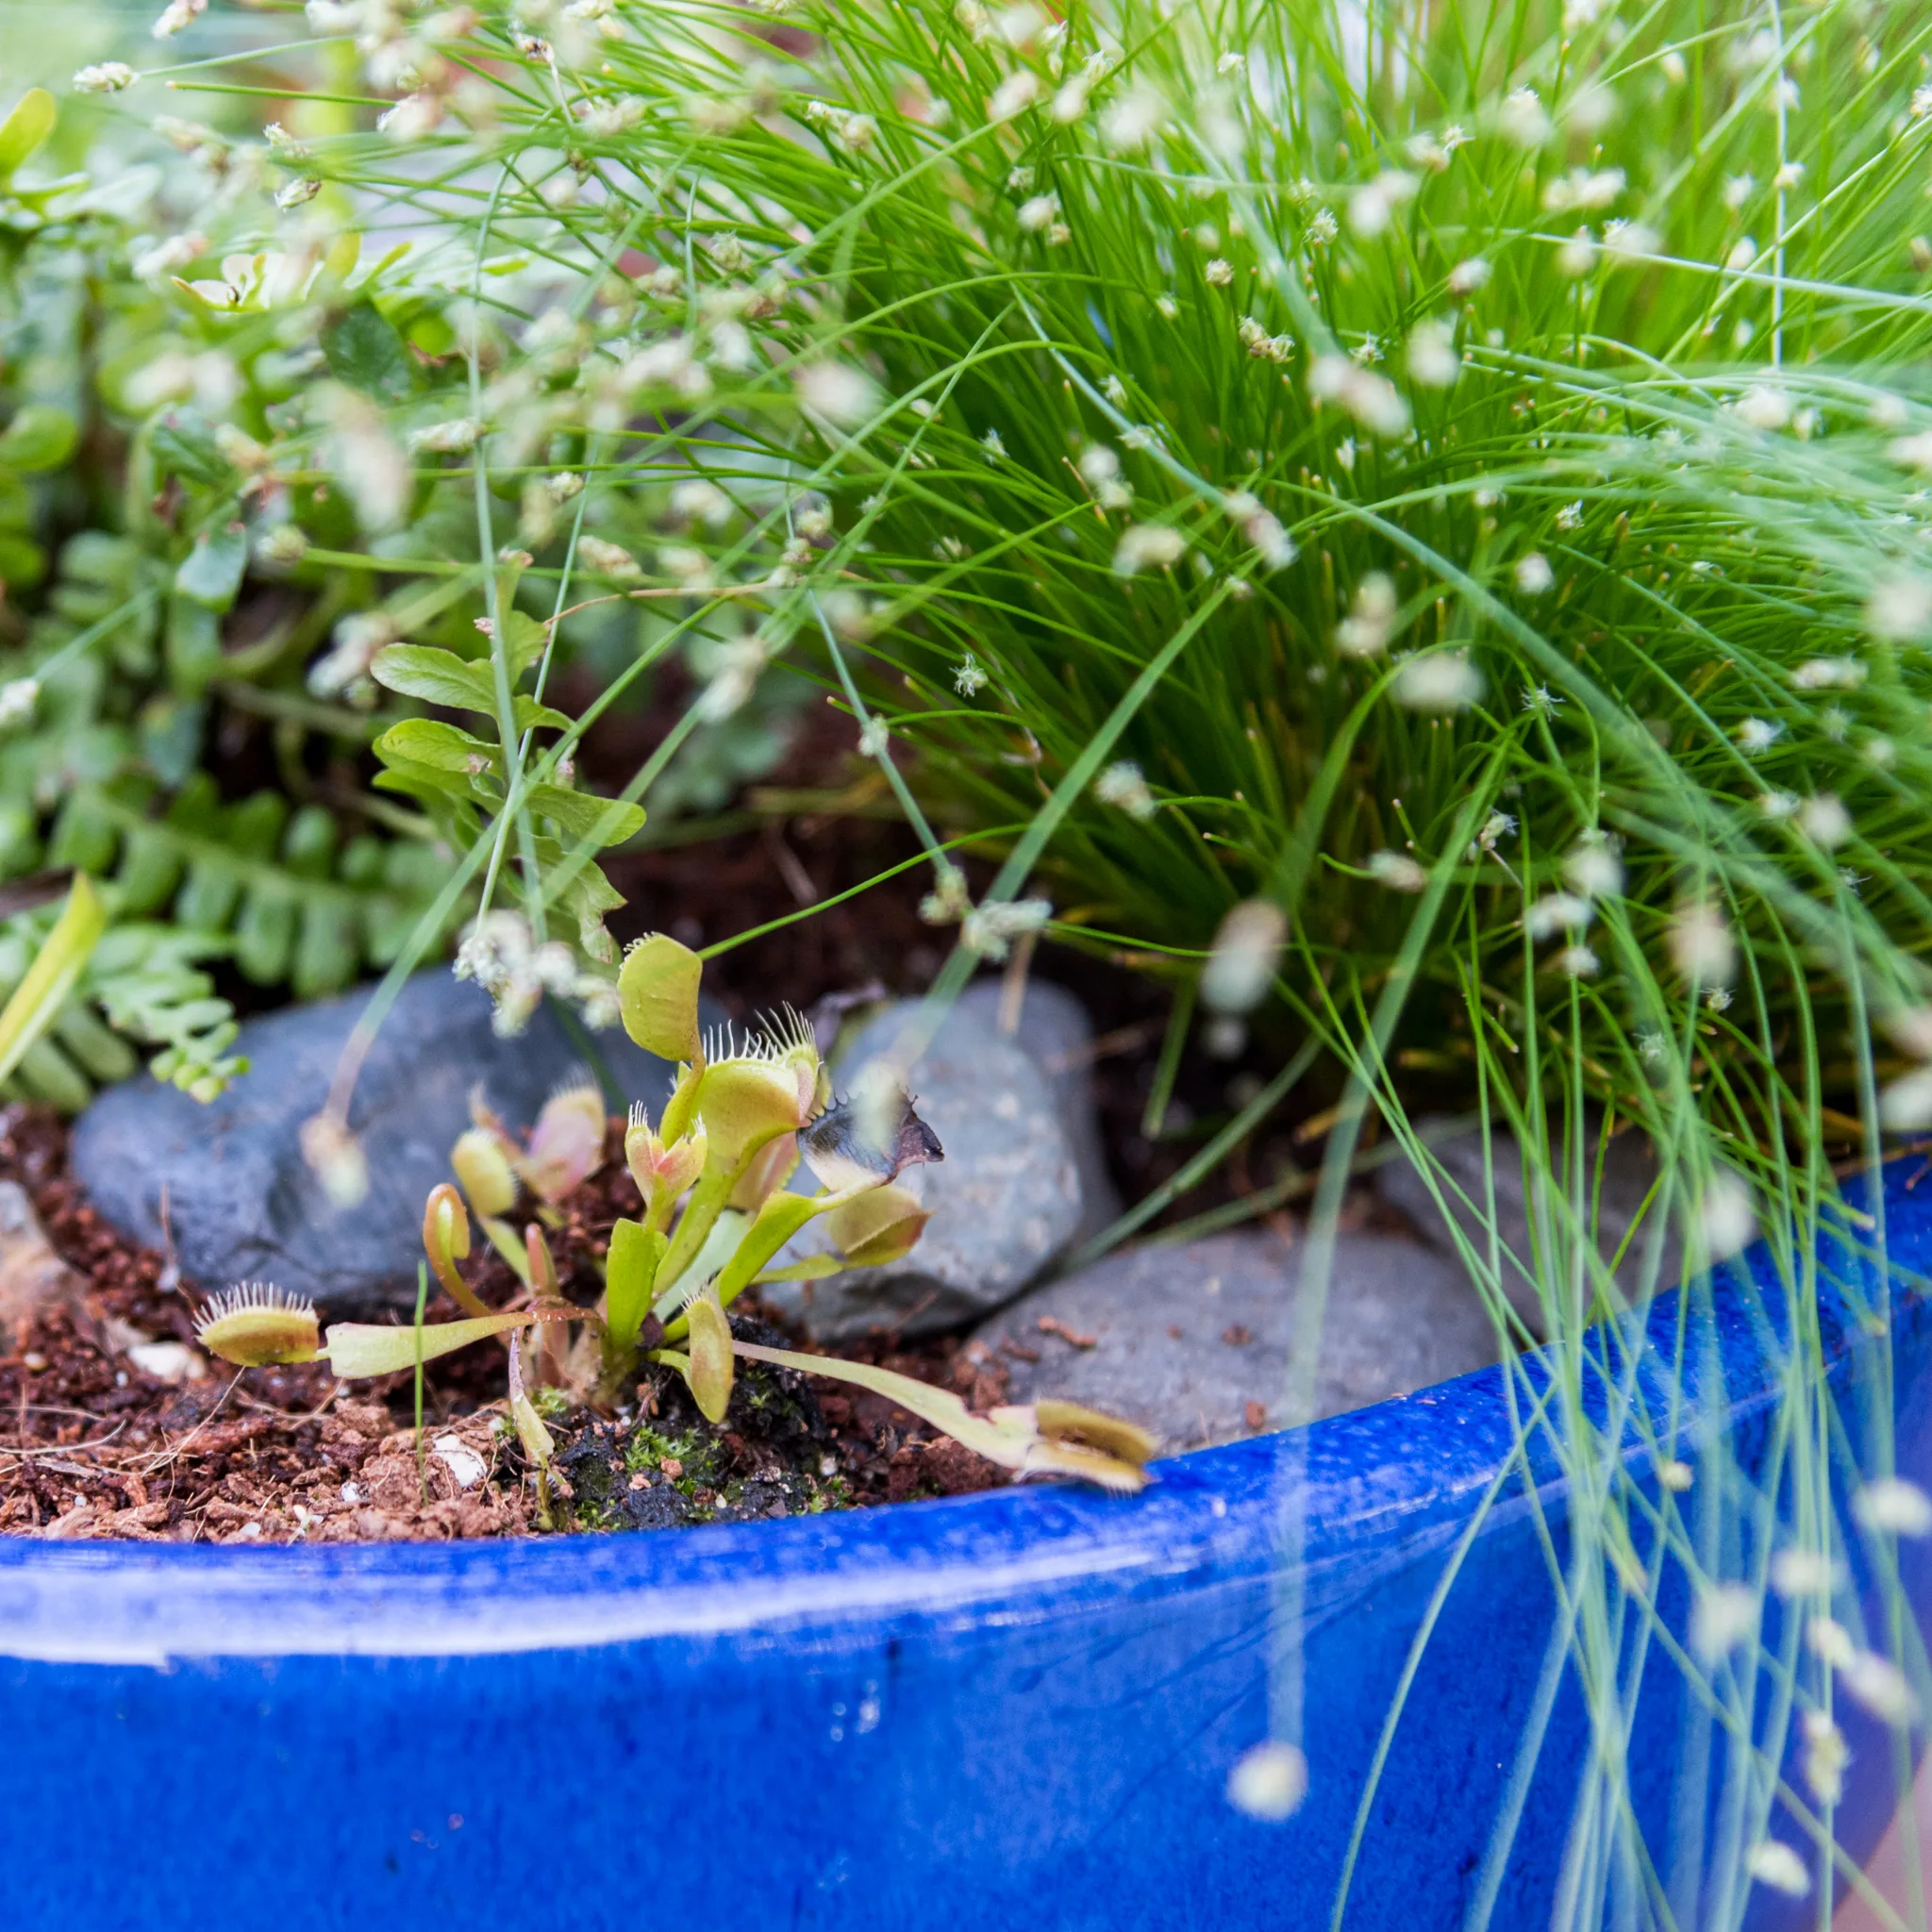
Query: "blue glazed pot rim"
0 1158 1920 1667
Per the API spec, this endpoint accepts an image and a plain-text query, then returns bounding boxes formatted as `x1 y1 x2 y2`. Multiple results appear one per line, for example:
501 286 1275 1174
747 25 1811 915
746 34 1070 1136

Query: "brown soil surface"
0 1108 1011 1543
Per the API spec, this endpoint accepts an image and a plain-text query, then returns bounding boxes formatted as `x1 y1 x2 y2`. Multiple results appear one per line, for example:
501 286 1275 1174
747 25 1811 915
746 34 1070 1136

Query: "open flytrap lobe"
192 1282 323 1367
194 934 1155 1500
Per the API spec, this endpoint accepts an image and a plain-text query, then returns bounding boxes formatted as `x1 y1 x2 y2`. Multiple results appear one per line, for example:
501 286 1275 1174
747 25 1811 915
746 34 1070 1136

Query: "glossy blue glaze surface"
4 1164 1931 1929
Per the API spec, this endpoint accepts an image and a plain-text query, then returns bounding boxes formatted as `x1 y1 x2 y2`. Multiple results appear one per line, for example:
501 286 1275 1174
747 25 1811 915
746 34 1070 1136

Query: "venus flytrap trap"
196 933 1153 1495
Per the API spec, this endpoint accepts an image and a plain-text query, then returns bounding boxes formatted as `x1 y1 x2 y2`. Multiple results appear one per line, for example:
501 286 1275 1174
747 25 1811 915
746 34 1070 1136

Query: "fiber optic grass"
58 0 1932 1922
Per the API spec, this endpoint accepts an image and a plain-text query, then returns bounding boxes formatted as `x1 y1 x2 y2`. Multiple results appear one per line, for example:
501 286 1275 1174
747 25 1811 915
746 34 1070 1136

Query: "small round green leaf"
0 402 77 474
173 523 249 610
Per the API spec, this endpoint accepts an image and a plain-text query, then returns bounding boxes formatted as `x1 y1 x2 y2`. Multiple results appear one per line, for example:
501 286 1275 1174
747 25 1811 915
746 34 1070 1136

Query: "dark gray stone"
70 972 695 1315
955 976 1122 1241
1373 1118 1680 1336
975 1229 1504 1453
760 989 1086 1342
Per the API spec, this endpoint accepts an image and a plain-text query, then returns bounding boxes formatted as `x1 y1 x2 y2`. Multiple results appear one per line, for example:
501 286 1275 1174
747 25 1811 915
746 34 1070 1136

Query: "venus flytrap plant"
196 932 1152 1494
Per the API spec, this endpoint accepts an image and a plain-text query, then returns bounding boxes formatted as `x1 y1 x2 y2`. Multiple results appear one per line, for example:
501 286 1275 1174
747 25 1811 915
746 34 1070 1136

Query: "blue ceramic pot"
4 1162 1928 1931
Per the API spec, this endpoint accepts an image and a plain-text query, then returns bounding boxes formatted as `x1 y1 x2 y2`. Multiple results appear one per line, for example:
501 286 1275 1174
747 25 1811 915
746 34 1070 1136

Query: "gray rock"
955 975 1122 1240
975 1229 1504 1453
71 972 697 1315
1373 1118 1680 1336
759 990 1086 1342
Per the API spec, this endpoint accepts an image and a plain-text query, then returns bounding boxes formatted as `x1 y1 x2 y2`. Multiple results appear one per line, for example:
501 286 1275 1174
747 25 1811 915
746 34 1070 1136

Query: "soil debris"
1038 1315 1098 1349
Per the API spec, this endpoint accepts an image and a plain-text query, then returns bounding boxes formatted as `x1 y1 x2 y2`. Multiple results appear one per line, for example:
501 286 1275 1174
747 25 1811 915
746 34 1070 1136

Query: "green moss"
619 1419 723 1491
805 1476 852 1515
557 1405 848 1533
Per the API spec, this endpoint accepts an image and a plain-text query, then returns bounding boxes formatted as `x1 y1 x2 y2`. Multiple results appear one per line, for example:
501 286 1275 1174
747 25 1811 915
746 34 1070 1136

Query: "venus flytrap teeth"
193 1282 323 1367
693 1010 824 1168
800 1072 944 1193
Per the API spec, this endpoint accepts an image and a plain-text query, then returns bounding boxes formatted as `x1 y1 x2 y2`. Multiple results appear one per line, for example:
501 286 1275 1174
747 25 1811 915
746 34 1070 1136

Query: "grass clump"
125 0 1932 1180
